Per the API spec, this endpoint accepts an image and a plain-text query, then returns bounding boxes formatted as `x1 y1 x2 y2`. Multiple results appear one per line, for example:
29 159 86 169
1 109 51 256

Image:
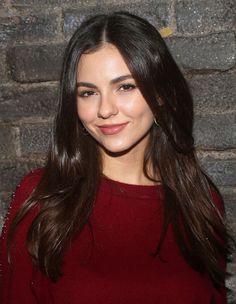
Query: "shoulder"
0 168 45 258
0 168 44 302
15 168 44 197
1 168 44 236
11 168 44 208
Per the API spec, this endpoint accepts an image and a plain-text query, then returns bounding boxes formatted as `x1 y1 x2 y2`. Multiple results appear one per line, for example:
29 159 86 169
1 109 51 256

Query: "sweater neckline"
100 176 163 199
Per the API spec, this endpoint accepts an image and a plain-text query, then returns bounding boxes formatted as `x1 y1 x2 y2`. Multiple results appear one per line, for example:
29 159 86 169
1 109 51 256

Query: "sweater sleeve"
0 169 43 304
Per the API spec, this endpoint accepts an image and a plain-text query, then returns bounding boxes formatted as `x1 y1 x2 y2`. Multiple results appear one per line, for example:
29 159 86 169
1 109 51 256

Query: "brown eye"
119 84 136 92
78 90 96 97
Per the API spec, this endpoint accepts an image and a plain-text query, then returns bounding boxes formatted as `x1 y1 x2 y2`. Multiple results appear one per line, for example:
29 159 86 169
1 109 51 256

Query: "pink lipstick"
98 122 128 135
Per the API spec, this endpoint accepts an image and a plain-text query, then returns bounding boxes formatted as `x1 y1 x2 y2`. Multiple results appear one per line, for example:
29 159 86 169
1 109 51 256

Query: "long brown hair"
8 11 232 286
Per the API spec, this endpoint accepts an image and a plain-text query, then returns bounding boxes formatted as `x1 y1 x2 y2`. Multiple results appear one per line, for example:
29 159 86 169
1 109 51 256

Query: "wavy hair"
8 11 232 287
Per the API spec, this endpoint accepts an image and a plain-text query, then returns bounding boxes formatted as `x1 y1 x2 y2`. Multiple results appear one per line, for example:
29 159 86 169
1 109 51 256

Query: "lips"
98 122 129 135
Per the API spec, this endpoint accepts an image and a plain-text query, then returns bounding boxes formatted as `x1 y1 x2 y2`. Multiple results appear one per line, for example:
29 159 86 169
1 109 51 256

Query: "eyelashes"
77 83 137 98
118 83 136 92
77 90 95 97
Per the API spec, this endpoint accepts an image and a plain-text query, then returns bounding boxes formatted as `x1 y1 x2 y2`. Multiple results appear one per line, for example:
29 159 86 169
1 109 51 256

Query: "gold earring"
154 117 159 127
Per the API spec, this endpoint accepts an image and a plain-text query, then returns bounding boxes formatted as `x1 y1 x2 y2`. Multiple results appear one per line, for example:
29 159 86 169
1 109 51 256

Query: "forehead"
77 43 131 81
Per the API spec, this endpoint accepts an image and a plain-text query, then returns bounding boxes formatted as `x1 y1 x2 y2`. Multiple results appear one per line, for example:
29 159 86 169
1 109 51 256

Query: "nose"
97 93 119 119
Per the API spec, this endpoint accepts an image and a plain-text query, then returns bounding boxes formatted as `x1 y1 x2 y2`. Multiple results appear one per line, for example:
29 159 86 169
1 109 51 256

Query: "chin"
99 141 142 157
96 132 150 156
102 145 129 154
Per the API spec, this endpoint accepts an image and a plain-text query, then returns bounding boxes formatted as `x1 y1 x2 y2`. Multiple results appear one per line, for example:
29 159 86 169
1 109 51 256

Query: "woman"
0 11 232 303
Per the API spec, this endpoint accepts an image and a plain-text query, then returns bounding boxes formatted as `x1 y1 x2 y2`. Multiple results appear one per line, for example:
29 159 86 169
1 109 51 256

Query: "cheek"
121 98 153 120
77 103 97 124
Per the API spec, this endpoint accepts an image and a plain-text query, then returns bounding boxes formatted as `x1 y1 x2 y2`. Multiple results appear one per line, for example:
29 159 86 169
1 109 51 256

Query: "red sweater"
0 169 226 303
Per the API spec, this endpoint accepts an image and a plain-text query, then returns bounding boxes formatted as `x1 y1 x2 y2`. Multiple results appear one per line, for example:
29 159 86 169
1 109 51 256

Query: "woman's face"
76 43 154 155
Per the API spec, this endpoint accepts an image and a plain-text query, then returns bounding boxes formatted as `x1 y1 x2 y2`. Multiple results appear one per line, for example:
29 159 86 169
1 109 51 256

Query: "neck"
101 144 160 186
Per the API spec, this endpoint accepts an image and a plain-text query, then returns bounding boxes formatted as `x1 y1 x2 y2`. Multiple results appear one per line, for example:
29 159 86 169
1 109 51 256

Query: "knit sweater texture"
0 169 226 303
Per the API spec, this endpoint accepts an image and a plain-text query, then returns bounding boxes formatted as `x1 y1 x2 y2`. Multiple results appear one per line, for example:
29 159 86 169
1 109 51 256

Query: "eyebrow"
76 74 133 88
110 74 133 84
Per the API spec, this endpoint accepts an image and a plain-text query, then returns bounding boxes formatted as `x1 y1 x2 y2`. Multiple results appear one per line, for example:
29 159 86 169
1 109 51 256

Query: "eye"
119 83 136 92
77 90 96 97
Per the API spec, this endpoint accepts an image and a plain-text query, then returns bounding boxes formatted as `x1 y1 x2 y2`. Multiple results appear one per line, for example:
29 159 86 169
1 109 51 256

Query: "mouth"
97 122 129 135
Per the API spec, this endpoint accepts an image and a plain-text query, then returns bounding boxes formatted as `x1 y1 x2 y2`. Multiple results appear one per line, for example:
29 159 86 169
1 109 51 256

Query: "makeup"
98 123 129 135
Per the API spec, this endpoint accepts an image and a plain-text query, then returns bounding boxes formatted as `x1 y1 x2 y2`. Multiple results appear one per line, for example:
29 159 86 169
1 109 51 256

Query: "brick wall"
0 0 235 300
